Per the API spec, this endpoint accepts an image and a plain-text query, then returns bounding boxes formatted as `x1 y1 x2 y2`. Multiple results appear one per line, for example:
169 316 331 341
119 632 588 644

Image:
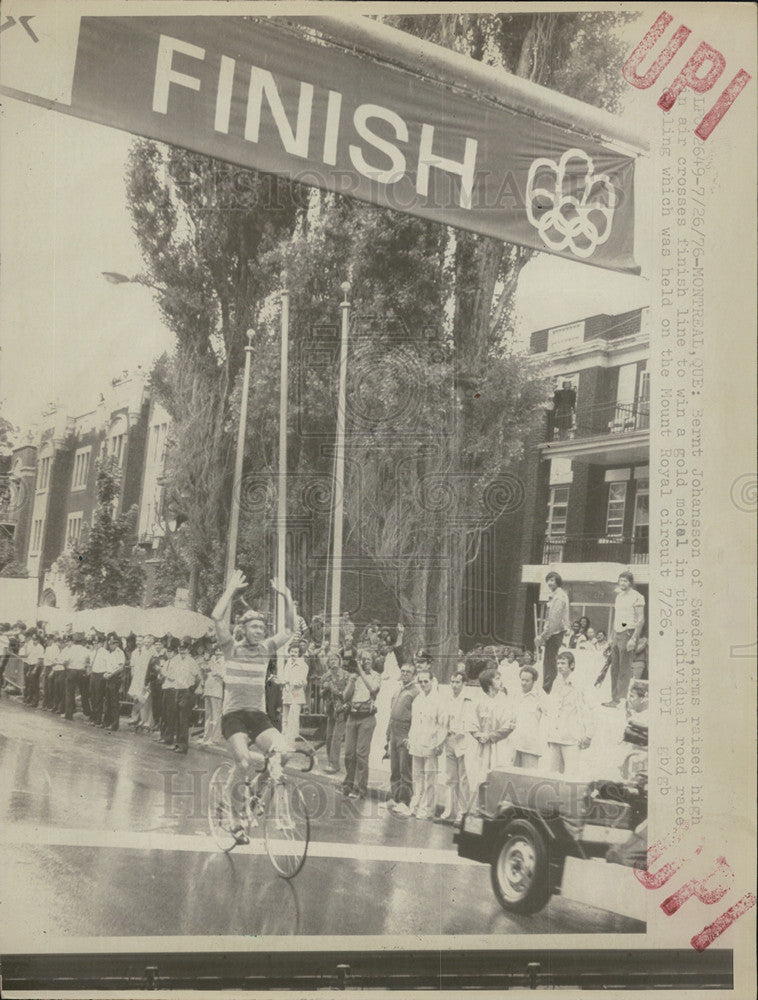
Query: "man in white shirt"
50 635 67 715
438 669 477 823
407 666 446 819
510 665 549 769
89 633 110 727
102 633 126 732
170 637 202 754
158 637 180 744
497 647 523 699
42 634 61 710
605 572 646 708
63 633 91 720
127 635 150 727
22 628 45 706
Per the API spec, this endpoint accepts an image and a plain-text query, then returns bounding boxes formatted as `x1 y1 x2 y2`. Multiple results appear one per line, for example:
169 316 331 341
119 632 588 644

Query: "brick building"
6 373 151 610
462 306 650 650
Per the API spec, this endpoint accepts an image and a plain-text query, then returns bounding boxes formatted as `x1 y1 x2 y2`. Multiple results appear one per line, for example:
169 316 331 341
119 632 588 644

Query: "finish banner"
1 11 640 273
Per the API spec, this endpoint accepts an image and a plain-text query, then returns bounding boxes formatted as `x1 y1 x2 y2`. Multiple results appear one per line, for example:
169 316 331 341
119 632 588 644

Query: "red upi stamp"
634 822 757 951
623 10 752 139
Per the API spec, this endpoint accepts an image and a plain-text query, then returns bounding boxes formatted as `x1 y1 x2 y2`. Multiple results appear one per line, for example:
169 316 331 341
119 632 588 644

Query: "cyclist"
212 569 296 845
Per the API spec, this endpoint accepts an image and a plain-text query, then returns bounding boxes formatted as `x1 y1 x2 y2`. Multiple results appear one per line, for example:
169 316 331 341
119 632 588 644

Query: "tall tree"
126 144 306 610
60 456 144 609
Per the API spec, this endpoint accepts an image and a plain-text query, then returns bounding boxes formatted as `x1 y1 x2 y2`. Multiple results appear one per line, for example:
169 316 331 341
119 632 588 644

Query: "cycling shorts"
221 708 277 743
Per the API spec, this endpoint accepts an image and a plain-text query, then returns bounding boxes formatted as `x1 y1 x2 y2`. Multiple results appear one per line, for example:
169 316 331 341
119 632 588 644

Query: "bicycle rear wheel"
208 761 238 852
262 779 310 878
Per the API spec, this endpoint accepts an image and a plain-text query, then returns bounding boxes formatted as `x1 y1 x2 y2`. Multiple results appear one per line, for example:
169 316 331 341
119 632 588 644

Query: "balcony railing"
548 399 650 442
539 530 649 565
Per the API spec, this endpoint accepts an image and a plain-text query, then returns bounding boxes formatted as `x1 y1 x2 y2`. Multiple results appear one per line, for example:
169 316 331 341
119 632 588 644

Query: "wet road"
0 697 643 944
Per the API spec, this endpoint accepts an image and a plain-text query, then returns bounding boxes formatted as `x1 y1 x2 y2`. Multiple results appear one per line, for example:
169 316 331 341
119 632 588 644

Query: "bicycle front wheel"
208 760 237 852
262 779 310 878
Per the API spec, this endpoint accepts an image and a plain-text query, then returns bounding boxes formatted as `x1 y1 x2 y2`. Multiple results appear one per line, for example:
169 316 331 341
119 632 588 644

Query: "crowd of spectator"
0 572 648 821
0 623 225 754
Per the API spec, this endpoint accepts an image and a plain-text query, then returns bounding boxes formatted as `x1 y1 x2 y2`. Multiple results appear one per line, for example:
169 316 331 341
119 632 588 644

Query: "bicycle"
208 742 314 878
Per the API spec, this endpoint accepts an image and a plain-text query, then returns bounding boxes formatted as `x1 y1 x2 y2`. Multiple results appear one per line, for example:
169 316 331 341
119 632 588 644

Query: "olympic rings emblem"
525 149 618 259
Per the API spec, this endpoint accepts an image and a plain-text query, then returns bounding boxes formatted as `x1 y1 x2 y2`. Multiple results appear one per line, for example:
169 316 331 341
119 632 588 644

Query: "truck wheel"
490 818 551 914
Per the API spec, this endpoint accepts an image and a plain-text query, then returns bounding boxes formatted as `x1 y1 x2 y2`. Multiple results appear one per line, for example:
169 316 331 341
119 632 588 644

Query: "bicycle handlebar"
246 740 316 773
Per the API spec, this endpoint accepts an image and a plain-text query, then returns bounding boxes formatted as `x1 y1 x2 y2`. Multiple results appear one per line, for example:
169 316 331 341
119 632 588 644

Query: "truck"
454 749 647 917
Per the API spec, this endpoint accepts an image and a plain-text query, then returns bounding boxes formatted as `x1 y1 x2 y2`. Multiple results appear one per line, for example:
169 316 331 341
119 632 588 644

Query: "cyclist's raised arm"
269 629 293 651
212 569 248 645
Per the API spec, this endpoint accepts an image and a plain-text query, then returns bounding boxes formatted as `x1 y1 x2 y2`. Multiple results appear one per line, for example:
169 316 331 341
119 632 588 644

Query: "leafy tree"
336 10 639 669
126 145 307 609
59 456 144 609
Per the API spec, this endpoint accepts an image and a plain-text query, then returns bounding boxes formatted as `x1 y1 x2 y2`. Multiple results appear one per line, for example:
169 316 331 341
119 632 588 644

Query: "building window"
152 422 168 467
38 456 51 491
637 365 650 403
72 448 91 489
605 482 627 537
547 485 570 537
110 432 126 466
637 365 651 430
543 485 570 562
31 518 44 553
66 512 84 548
633 478 650 560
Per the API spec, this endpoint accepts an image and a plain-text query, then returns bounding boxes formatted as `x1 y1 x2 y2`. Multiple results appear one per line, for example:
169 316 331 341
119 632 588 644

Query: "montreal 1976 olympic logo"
525 149 618 259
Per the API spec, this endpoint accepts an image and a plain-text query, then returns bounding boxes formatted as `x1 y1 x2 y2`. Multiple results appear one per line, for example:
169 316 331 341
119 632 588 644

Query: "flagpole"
225 328 255 591
277 281 290 641
329 281 351 652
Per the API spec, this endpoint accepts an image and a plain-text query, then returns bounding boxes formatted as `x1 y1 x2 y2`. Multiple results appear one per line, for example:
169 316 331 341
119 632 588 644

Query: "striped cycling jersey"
216 623 292 715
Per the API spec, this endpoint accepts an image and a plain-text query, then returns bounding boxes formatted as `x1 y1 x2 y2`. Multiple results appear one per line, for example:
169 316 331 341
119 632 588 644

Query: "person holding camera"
341 648 381 800
320 652 350 774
